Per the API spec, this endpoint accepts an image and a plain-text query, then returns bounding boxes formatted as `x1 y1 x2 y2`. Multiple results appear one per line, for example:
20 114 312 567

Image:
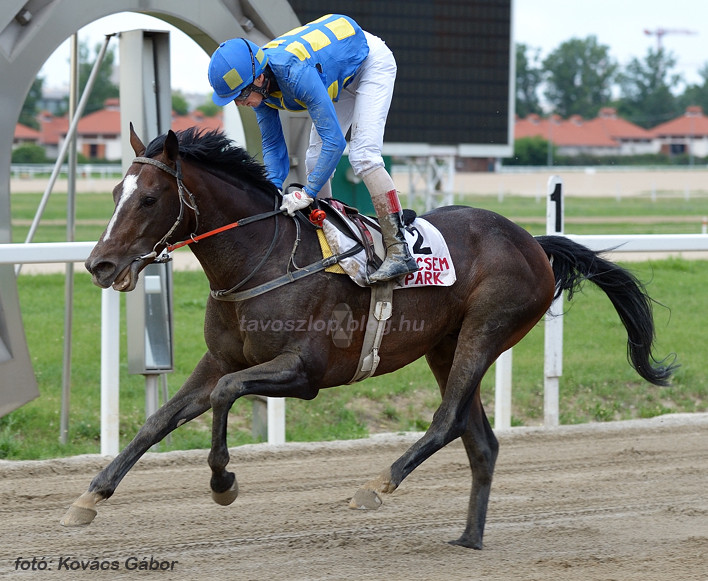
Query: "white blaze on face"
103 174 139 241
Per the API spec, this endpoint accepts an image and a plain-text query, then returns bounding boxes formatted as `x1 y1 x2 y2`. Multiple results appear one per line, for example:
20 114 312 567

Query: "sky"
40 12 213 96
514 0 707 89
40 1 708 97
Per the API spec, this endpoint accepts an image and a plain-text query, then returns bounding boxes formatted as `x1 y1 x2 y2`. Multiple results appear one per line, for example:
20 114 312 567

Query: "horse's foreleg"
61 354 223 526
208 352 314 506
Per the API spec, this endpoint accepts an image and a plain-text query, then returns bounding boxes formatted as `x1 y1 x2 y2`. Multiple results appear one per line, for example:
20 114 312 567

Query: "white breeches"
305 32 397 182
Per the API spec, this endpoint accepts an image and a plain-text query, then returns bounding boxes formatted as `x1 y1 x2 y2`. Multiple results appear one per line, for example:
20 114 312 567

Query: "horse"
61 125 676 549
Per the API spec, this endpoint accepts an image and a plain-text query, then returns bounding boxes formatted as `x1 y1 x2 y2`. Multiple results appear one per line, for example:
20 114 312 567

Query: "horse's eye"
142 196 157 207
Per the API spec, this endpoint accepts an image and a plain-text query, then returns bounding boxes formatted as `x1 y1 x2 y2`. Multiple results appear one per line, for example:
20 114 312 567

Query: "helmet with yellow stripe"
208 39 269 106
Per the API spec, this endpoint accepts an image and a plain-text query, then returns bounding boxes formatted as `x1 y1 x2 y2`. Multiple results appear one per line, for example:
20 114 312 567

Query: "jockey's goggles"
234 39 269 102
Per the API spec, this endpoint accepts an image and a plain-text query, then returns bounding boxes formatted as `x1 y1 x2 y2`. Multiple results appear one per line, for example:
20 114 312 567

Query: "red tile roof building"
515 108 655 157
22 100 708 163
171 110 224 133
13 123 41 147
30 99 226 161
651 106 708 157
75 98 122 159
37 111 69 159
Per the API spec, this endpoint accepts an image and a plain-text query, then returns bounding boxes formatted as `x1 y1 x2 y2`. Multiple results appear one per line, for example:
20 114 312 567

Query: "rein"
131 155 362 302
132 155 281 260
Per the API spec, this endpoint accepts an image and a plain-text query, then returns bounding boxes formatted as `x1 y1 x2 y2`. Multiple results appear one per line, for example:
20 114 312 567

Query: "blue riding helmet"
208 38 269 106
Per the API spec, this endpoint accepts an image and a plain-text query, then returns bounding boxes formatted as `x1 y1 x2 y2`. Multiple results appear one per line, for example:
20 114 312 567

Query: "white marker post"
267 398 286 445
544 176 564 428
100 287 121 456
494 349 513 429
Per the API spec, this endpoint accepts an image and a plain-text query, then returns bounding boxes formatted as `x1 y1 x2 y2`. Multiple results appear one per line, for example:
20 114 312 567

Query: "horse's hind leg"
426 335 499 548
350 331 498 549
450 389 498 549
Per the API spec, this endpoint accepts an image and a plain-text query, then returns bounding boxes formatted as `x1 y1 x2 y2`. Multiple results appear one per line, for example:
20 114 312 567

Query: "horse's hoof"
211 480 239 506
349 488 383 510
60 505 98 527
448 536 483 550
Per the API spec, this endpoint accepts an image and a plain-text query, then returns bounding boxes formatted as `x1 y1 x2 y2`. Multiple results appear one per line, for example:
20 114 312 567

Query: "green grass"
1 257 706 460
456 191 708 219
451 193 708 236
3 191 708 460
11 191 708 241
11 192 116 222
11 192 115 242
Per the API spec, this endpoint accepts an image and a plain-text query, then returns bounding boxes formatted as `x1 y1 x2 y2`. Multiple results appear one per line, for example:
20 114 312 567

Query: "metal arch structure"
0 0 303 417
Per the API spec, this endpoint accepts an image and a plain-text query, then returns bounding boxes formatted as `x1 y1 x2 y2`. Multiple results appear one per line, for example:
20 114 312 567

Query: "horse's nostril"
86 259 117 280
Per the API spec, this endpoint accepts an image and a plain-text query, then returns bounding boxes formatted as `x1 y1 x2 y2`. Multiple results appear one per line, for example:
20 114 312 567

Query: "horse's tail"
535 235 678 387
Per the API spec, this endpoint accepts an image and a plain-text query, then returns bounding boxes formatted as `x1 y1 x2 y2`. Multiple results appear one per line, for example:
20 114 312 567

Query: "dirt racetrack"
1 414 706 580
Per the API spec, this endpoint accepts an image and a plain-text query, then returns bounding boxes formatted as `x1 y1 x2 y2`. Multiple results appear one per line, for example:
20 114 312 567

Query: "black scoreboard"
287 0 513 155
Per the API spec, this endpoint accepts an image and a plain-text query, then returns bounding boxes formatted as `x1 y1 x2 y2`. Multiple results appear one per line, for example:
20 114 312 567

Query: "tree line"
19 37 708 164
517 36 708 128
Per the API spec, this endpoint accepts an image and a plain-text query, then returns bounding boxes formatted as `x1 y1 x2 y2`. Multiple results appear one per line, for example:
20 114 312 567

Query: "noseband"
132 156 199 263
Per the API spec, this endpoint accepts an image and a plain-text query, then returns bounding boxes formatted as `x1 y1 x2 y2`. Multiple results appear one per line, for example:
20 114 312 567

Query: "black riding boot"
369 212 419 283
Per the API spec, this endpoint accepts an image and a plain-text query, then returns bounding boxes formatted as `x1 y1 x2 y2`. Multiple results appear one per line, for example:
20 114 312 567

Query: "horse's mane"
144 127 279 195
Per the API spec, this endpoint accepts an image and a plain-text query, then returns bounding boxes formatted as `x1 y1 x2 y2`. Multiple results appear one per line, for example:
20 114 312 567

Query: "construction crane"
643 28 697 51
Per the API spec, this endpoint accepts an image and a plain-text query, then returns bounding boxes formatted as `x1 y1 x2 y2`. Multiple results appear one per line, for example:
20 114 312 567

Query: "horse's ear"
129 122 146 156
164 130 179 162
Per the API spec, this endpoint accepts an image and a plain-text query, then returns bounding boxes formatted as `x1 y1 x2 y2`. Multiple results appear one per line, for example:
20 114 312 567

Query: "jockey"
207 13 418 283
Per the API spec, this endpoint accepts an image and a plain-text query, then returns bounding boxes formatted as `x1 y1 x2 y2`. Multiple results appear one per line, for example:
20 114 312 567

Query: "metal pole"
16 33 114 274
161 373 171 446
145 374 159 451
60 33 79 445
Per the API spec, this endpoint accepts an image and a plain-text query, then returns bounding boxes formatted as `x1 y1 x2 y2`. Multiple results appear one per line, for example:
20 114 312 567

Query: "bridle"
131 155 282 294
132 155 282 261
129 155 361 302
132 156 200 263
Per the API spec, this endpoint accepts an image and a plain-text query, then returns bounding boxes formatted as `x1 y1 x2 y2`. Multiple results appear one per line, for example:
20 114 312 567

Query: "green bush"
12 144 48 164
504 136 554 166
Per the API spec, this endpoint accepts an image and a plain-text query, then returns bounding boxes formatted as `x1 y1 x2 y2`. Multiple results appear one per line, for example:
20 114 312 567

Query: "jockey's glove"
280 190 314 215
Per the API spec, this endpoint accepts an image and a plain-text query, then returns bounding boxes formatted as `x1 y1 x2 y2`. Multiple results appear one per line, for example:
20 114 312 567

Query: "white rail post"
544 176 564 428
267 398 286 445
494 349 513 429
100 288 121 456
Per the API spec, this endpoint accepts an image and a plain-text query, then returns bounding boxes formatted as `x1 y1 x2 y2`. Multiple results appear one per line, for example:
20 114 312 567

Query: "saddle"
306 197 456 289
314 198 413 274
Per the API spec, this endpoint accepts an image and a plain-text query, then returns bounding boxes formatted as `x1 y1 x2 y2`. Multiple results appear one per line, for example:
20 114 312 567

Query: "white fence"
10 164 122 180
493 176 708 430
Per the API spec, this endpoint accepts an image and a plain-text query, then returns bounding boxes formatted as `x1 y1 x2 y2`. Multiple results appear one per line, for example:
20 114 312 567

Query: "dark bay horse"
61 126 675 549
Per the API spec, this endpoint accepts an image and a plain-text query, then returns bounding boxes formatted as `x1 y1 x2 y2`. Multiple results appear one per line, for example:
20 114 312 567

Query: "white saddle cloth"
322 215 456 289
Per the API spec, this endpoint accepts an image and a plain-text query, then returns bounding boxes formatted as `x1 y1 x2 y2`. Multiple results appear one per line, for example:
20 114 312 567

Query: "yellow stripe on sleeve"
285 41 311 61
325 17 356 40
302 29 331 51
